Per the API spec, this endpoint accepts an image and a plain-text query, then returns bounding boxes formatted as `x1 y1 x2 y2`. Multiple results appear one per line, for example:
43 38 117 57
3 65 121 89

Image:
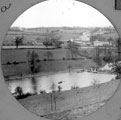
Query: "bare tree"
93 47 102 66
14 35 24 48
58 86 62 92
67 40 80 59
27 50 31 63
29 50 40 74
31 77 37 94
50 83 57 111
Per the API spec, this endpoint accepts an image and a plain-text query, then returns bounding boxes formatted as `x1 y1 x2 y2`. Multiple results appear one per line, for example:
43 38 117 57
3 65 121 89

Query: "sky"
12 0 113 28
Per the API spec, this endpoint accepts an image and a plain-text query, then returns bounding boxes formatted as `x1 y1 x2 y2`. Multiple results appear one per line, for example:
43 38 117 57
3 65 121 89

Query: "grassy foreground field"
19 79 120 120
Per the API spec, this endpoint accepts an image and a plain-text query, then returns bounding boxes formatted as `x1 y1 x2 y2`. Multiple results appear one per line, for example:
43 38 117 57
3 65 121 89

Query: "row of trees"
43 30 63 48
93 38 121 66
14 30 63 48
14 35 120 68
43 40 63 48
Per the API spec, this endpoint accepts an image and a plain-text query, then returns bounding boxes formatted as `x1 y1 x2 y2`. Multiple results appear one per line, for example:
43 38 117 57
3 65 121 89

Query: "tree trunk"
50 93 53 110
54 93 56 110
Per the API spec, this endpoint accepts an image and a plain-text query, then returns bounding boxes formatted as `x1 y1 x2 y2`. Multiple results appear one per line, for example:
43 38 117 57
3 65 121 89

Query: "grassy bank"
19 79 120 120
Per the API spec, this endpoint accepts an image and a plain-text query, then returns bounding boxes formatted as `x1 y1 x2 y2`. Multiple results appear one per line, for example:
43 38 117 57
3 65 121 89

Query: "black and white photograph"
1 0 121 119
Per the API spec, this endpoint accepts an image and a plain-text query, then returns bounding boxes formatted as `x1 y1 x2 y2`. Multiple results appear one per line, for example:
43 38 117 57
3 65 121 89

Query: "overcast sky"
12 0 113 28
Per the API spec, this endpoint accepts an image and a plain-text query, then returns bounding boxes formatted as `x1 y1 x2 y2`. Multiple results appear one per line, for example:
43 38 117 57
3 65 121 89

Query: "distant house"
32 41 43 46
93 40 110 46
74 40 92 46
76 32 91 42
93 40 103 46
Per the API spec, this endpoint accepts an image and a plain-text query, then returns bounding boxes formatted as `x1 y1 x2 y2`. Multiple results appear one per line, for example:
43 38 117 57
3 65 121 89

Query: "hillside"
19 79 120 120
101 32 119 40
3 27 118 45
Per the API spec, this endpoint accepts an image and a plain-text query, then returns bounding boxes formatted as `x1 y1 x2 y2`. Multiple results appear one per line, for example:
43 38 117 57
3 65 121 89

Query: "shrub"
7 61 11 65
63 57 65 60
15 86 23 96
43 58 47 61
13 61 18 64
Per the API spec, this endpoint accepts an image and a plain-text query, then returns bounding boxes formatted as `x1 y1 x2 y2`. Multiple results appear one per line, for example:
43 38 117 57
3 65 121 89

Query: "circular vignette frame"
0 0 121 120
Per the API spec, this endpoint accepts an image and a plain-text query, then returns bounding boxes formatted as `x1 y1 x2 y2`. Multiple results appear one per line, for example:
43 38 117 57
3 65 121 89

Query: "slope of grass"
2 59 97 76
19 79 120 120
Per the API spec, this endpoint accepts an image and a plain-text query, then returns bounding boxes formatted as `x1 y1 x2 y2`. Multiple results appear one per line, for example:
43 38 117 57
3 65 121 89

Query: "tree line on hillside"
13 30 63 48
12 27 117 49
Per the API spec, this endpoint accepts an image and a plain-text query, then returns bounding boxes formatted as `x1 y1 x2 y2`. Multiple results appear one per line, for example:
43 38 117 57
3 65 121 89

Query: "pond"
6 71 116 94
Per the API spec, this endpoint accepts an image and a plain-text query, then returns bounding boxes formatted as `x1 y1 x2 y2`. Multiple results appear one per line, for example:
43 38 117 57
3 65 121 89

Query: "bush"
43 58 47 61
7 61 11 65
103 56 114 63
63 57 65 60
15 86 23 96
16 92 32 100
40 90 46 94
112 63 121 77
13 61 18 64
36 59 40 62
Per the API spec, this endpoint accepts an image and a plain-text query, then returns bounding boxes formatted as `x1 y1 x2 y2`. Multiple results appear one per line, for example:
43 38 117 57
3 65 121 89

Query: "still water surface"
6 71 116 94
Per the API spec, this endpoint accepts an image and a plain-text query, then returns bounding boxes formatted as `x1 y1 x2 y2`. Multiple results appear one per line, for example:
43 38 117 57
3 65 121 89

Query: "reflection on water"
6 71 116 94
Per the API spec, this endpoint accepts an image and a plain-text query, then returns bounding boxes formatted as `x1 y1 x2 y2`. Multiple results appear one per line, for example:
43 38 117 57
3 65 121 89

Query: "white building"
93 40 110 46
